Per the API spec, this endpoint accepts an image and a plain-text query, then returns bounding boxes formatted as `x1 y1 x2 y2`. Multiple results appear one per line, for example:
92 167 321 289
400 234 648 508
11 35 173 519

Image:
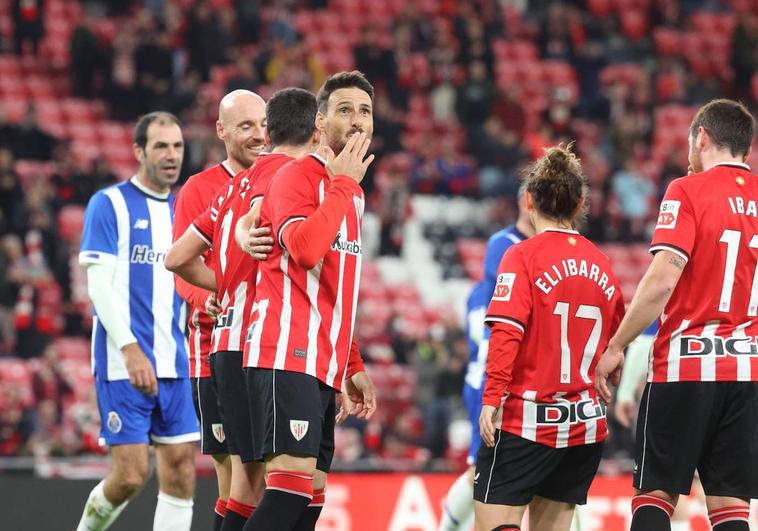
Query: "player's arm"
279 133 373 269
173 181 216 311
480 323 521 447
80 194 157 396
165 226 216 291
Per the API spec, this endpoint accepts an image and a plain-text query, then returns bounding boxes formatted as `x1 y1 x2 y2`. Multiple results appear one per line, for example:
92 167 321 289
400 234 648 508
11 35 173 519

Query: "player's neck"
533 216 573 234
515 217 536 238
271 144 312 159
701 150 746 172
132 174 170 199
223 158 246 174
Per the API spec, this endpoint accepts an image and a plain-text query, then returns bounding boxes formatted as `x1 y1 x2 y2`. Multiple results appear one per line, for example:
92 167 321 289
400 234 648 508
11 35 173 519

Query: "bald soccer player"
172 90 267 530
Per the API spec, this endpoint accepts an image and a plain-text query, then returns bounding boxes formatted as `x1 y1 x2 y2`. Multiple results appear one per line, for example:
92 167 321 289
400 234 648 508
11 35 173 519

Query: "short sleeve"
79 191 118 266
266 165 317 248
650 179 695 262
192 204 215 247
484 245 532 334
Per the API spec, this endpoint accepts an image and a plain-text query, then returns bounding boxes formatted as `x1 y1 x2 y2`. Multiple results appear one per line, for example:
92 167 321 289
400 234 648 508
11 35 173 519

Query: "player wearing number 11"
474 146 625 531
596 99 758 531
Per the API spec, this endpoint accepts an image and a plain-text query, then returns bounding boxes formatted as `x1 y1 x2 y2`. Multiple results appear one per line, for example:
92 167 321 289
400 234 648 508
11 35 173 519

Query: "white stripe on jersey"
192 309 202 378
248 299 268 366
228 281 248 351
734 321 752 381
274 252 293 370
104 187 132 380
581 389 598 444
554 393 571 448
667 319 691 382
699 321 720 381
306 265 323 378
148 199 179 378
521 390 537 441
326 219 347 386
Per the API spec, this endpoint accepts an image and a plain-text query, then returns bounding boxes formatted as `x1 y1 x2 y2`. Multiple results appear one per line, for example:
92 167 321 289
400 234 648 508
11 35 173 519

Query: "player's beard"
234 138 264 169
328 127 367 155
143 160 179 191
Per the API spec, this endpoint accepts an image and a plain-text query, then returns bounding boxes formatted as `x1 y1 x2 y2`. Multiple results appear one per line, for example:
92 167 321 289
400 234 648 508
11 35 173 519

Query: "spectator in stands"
0 385 35 456
32 344 73 416
15 106 57 161
378 166 411 256
731 14 757 102
612 157 656 241
455 60 496 129
70 16 102 98
0 149 23 234
0 108 22 155
185 0 223 81
264 37 326 92
354 25 399 96
234 0 262 43
468 117 525 197
491 86 526 141
0 235 23 354
225 54 259 93
12 0 44 55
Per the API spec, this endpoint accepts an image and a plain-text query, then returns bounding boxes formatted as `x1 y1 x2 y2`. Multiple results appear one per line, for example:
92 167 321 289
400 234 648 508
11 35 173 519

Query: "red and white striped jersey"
484 230 625 448
649 162 758 383
174 162 236 378
243 154 364 390
192 154 293 354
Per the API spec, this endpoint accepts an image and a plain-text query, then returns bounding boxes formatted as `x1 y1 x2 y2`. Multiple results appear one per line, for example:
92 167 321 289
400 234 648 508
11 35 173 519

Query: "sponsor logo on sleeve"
656 200 680 229
492 273 516 302
290 420 309 441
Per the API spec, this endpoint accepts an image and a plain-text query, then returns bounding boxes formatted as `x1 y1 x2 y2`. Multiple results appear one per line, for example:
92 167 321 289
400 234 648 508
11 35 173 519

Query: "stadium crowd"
0 0 756 472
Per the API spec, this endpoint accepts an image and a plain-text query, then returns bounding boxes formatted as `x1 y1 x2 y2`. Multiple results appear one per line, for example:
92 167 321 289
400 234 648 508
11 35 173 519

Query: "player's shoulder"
87 180 129 207
488 225 524 247
182 163 234 192
271 154 324 187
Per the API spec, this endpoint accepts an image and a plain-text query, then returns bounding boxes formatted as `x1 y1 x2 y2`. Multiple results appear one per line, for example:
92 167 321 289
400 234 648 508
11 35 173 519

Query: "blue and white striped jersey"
464 225 527 389
79 179 189 381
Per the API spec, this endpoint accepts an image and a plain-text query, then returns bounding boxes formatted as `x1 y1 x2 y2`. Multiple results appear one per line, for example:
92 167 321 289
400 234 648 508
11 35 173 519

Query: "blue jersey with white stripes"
80 180 189 381
464 225 526 389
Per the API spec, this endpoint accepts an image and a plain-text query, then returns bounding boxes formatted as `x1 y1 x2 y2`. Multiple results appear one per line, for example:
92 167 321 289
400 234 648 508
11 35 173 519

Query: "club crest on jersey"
290 420 309 441
107 411 122 433
331 232 361 255
212 423 226 443
492 273 516 301
656 200 680 229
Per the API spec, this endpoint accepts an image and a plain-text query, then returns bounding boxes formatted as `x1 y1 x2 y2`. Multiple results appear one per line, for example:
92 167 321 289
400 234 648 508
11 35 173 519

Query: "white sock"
670 522 689 531
438 471 474 530
76 479 129 531
153 491 194 531
570 505 583 531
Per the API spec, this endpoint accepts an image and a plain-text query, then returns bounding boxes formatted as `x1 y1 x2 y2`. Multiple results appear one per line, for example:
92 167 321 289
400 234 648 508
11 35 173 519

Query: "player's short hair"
690 99 755 157
524 144 588 223
316 71 374 113
266 88 317 147
133 111 181 150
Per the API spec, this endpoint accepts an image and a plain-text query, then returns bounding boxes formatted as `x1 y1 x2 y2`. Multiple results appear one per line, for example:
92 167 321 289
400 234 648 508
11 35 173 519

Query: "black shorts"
246 368 335 472
211 351 254 463
474 430 603 506
634 381 758 497
191 358 228 456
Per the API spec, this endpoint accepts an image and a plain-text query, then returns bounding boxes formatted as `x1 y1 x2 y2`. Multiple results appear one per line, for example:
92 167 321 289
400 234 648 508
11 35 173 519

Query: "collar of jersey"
310 153 327 166
713 161 751 171
130 176 170 200
542 227 580 235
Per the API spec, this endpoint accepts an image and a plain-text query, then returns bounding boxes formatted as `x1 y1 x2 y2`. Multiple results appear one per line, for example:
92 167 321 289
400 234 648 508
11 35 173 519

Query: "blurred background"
0 0 757 529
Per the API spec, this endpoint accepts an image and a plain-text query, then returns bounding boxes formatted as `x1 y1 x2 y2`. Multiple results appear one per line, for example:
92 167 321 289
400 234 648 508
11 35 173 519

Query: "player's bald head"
218 90 266 126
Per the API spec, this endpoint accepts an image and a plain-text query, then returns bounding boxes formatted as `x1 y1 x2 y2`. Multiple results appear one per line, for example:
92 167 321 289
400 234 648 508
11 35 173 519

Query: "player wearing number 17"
596 99 758 531
474 146 625 531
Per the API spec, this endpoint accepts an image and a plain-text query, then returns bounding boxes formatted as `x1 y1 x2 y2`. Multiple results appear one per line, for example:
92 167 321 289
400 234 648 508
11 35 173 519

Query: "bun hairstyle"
524 145 588 224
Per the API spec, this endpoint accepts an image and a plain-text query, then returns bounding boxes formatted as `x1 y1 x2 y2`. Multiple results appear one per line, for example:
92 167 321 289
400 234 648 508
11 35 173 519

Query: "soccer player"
173 89 266 530
241 71 378 531
165 87 320 531
76 112 198 531
475 146 626 531
439 187 534 531
596 99 758 531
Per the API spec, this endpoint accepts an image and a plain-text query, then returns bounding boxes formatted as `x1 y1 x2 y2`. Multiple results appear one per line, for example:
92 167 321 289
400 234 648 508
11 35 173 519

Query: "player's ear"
263 128 272 148
311 128 321 146
215 119 225 141
315 112 326 133
696 126 708 150
132 143 144 164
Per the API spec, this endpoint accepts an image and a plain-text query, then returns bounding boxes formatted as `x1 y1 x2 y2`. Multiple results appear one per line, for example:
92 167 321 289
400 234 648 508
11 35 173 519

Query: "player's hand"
205 293 221 320
123 342 158 396
242 216 274 261
324 131 374 184
336 371 377 424
615 400 636 428
595 346 625 405
479 405 498 447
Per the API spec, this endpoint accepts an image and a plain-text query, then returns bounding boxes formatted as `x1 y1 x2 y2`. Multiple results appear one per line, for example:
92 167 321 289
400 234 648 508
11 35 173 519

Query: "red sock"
215 498 227 517
631 494 675 518
226 497 255 519
266 470 314 500
709 506 750 527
